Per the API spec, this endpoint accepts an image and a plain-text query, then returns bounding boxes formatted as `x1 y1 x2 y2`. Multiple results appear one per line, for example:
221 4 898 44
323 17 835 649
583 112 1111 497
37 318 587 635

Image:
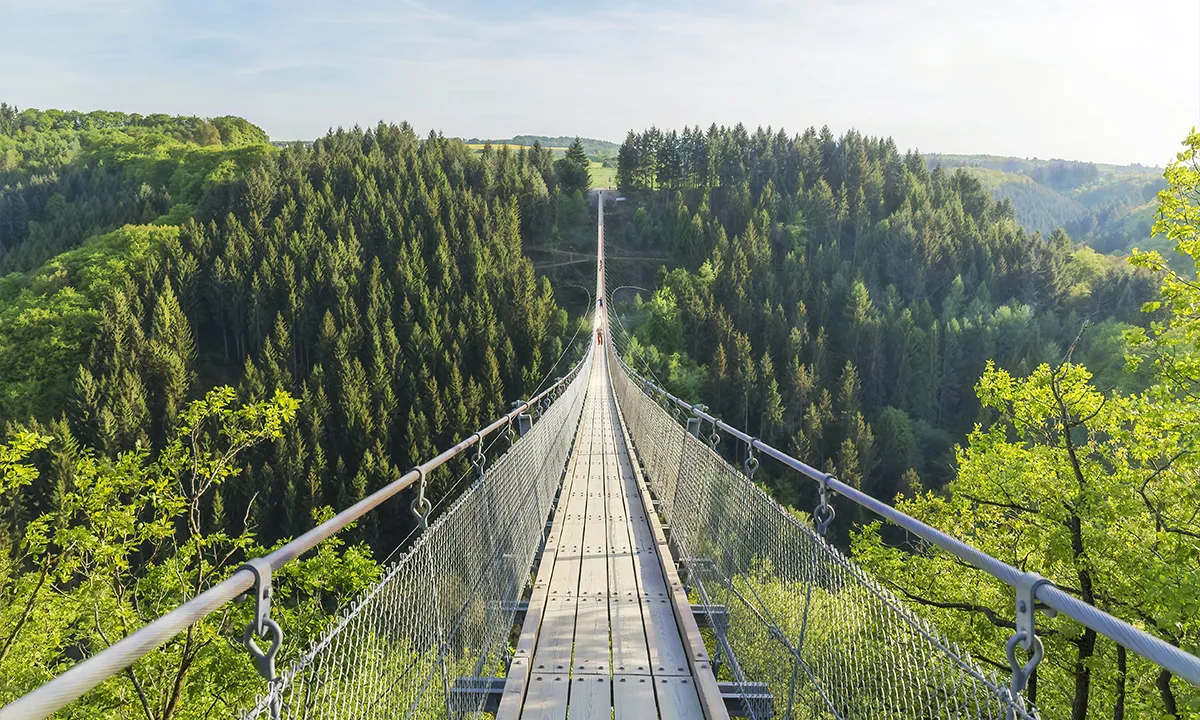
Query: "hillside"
0 105 606 714
927 152 1171 266
607 124 1196 718
2 106 1195 718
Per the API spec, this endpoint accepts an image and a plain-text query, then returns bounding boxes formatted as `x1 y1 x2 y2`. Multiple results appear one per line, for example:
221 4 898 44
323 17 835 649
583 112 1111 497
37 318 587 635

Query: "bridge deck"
498 351 708 719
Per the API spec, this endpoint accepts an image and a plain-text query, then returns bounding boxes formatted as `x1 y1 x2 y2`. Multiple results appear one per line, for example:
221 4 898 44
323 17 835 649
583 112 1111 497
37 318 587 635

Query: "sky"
2 0 1198 166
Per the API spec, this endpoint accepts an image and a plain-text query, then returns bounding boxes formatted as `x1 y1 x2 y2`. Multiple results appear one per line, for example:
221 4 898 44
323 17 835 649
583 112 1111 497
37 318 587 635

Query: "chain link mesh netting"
243 349 594 720
608 348 1034 720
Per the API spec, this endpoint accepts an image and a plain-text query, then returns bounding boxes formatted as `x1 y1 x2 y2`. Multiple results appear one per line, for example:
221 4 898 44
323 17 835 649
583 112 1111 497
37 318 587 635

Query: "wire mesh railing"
242 346 594 719
0 343 594 720
608 343 1034 720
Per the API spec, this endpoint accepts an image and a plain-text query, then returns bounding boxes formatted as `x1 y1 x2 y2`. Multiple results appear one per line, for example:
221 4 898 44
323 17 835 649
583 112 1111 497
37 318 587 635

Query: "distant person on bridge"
597 329 603 345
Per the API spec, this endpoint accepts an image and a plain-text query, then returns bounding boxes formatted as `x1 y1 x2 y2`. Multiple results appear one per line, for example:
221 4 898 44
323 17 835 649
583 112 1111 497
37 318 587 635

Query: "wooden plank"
530 598 576 674
498 367 594 720
570 595 610 674
603 397 654 678
613 674 659 719
630 546 669 599
604 463 627 519
561 486 589 518
513 586 549 660
654 676 704 719
609 596 652 675
578 501 608 598
495 657 530 720
608 370 731 720
607 541 640 599
587 451 606 495
546 550 581 597
573 403 611 675
567 676 611 720
549 430 589 598
520 673 570 720
642 597 691 676
577 554 608 598
606 440 642 601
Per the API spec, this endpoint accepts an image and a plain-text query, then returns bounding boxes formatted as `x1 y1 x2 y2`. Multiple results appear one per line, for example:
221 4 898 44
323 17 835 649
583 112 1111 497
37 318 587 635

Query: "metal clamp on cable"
813 474 837 537
239 558 283 687
409 466 431 530
744 439 760 479
707 418 720 450
1007 572 1054 701
469 432 486 481
686 404 706 438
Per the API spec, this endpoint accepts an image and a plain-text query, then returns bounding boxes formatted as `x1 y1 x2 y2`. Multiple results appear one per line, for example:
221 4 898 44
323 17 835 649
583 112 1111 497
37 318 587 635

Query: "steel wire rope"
526 285 593 400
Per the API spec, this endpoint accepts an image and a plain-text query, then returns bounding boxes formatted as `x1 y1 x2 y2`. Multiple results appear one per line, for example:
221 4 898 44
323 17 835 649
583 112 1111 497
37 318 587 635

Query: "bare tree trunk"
1054 369 1097 720
1157 669 1177 718
1112 645 1126 720
1071 629 1097 720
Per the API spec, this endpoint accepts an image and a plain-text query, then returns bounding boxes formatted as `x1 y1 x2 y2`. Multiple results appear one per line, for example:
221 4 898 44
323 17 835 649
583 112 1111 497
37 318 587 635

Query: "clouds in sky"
2 0 1197 164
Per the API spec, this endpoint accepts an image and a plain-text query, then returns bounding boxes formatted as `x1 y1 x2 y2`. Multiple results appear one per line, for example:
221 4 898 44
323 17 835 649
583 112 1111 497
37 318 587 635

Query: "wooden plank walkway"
499 351 707 720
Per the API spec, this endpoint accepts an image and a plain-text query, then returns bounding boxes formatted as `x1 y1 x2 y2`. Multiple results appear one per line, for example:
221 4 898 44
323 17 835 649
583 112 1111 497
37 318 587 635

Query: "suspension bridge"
3 193 1198 720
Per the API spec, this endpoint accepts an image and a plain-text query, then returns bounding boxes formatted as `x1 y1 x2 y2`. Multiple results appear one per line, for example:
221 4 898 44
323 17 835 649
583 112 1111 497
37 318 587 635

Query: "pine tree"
556 138 591 196
759 352 783 442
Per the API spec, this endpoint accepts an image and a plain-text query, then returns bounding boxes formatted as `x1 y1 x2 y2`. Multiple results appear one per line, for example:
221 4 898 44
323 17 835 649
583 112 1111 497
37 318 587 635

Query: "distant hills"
927 153 1172 267
286 129 1173 265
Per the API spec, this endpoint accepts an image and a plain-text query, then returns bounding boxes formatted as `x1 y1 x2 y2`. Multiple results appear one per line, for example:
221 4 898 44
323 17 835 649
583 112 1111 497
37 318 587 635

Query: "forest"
0 105 596 716
607 124 1199 718
0 101 1197 719
927 152 1171 265
608 124 1156 495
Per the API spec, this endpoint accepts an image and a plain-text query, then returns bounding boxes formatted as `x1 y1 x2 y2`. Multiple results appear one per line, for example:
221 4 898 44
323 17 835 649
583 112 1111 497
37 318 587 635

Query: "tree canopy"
0 108 596 716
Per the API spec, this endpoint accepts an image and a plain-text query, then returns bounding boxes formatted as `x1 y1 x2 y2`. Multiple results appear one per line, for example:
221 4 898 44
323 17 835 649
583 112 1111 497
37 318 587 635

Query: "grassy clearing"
465 142 568 157
462 144 616 187
590 161 616 189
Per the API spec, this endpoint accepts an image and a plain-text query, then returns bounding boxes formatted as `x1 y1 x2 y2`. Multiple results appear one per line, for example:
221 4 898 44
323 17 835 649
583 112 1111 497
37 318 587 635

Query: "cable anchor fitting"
744 439 760 479
813 474 837 537
1006 572 1055 701
707 418 720 450
469 432 486 481
409 466 431 530
239 558 283 718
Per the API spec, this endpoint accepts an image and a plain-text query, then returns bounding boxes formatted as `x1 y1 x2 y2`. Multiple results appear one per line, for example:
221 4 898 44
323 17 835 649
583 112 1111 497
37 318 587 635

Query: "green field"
590 160 616 189
465 142 568 158
464 144 615 188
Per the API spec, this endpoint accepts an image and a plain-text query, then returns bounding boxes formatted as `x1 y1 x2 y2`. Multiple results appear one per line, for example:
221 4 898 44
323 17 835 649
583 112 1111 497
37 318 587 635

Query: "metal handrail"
614 352 1200 687
0 353 591 720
